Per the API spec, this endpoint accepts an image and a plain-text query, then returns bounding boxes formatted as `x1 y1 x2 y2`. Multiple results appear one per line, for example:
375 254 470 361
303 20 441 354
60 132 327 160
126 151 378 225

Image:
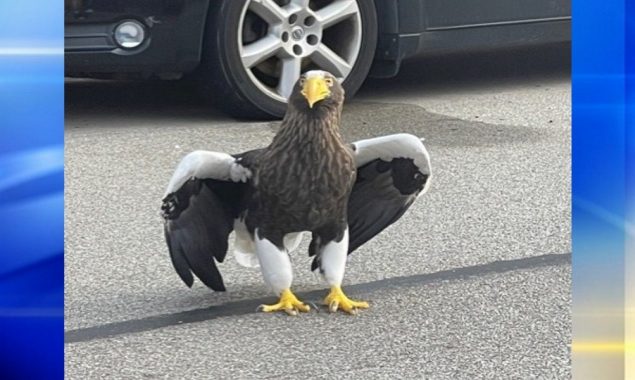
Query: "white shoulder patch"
230 161 252 183
164 150 237 196
353 133 431 176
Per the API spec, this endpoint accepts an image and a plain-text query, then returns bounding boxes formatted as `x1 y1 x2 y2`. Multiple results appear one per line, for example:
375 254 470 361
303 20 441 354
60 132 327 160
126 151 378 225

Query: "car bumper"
64 0 210 75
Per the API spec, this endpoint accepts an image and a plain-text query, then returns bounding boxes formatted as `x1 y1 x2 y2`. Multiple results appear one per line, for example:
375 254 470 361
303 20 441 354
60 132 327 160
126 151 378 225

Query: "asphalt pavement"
65 44 572 379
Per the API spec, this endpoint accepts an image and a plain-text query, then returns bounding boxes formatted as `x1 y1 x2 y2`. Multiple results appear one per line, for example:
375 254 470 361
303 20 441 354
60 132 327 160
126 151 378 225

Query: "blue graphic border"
0 1 64 379
572 0 633 377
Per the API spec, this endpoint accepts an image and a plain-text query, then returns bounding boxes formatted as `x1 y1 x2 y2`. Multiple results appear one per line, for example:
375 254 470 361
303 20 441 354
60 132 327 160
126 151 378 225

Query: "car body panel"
416 0 568 30
369 0 569 77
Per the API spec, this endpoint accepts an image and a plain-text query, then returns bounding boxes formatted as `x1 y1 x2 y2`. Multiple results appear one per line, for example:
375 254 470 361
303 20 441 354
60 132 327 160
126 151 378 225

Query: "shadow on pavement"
65 43 570 122
361 42 570 95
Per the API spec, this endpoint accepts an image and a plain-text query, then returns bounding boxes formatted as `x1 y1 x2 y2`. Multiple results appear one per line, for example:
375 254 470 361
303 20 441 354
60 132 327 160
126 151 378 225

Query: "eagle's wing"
347 134 432 254
161 150 258 291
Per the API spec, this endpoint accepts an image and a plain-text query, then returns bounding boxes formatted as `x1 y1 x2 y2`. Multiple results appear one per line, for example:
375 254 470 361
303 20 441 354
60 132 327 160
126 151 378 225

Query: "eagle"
162 70 431 315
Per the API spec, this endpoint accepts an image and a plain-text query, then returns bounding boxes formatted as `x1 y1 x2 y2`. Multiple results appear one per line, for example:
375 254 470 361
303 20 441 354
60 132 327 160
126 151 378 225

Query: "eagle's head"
288 70 345 114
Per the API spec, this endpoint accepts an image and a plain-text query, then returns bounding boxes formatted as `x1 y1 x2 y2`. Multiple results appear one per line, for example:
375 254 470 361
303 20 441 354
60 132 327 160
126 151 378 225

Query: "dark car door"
422 0 571 30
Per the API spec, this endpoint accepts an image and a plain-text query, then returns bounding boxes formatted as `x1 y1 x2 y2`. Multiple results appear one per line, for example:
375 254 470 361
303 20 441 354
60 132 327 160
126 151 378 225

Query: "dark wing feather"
162 150 261 291
347 158 428 253
163 179 247 291
164 224 194 287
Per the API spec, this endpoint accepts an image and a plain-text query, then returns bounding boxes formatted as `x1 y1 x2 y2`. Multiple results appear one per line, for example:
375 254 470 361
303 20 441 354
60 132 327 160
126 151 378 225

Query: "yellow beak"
301 77 330 108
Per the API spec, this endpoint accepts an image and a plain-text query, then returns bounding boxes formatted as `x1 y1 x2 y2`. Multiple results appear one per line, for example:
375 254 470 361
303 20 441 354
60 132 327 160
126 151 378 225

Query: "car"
65 0 570 118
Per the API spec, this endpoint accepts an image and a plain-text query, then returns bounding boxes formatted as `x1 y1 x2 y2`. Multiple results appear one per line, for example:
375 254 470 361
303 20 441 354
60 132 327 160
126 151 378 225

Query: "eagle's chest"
255 141 355 226
302 149 355 202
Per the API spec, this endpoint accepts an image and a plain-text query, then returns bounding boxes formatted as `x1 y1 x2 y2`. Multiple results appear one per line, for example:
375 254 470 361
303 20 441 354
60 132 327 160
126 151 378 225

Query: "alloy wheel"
238 0 363 102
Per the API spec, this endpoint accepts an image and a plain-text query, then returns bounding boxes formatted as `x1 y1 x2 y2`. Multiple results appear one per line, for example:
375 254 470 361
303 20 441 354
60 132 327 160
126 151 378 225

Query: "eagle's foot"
257 289 310 316
324 286 369 315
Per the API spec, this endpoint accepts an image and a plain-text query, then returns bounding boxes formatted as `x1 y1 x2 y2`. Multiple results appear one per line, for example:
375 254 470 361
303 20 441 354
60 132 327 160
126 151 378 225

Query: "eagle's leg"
255 230 310 316
318 228 369 315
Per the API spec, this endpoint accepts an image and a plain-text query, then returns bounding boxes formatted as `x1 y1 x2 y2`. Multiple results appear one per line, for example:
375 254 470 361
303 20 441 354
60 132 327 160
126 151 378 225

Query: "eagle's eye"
325 77 334 87
299 77 306 86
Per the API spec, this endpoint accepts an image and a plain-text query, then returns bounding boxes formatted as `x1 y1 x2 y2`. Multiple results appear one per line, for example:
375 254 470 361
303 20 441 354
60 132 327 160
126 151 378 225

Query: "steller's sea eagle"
162 70 431 315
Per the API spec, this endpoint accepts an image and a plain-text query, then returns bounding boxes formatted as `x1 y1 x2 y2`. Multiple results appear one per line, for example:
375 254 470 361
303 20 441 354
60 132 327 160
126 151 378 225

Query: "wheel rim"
238 0 362 102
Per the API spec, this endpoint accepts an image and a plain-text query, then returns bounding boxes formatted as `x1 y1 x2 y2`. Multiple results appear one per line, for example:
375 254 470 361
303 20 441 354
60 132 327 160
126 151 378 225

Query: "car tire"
199 0 377 119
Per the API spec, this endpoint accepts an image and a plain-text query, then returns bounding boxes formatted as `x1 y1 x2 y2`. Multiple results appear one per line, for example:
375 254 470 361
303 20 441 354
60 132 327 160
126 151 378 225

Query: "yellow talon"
324 286 369 315
258 289 310 316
